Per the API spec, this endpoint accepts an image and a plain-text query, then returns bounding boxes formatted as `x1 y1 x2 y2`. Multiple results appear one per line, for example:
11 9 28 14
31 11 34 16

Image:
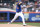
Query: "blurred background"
0 0 40 22
0 0 40 12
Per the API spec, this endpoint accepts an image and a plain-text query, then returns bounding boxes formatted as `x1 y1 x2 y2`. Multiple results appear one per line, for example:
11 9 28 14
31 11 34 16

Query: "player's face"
19 2 22 3
19 2 22 5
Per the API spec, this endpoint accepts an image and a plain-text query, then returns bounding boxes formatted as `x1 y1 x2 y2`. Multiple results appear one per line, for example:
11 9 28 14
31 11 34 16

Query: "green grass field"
0 22 40 27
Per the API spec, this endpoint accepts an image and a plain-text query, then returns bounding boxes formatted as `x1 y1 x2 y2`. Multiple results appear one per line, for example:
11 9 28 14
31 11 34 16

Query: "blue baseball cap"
16 1 18 2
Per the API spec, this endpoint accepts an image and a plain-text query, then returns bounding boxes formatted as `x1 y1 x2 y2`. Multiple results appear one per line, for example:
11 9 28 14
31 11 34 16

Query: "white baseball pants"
10 12 26 25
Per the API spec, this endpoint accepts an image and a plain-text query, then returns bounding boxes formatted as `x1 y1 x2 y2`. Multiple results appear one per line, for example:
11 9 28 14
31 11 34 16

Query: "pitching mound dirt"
0 24 37 27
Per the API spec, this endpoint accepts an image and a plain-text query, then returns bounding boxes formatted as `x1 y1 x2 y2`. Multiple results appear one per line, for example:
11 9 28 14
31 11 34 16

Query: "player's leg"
8 13 19 24
20 12 26 25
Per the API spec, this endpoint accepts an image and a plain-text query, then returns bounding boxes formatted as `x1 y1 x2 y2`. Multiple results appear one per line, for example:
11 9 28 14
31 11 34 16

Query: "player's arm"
18 2 22 5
